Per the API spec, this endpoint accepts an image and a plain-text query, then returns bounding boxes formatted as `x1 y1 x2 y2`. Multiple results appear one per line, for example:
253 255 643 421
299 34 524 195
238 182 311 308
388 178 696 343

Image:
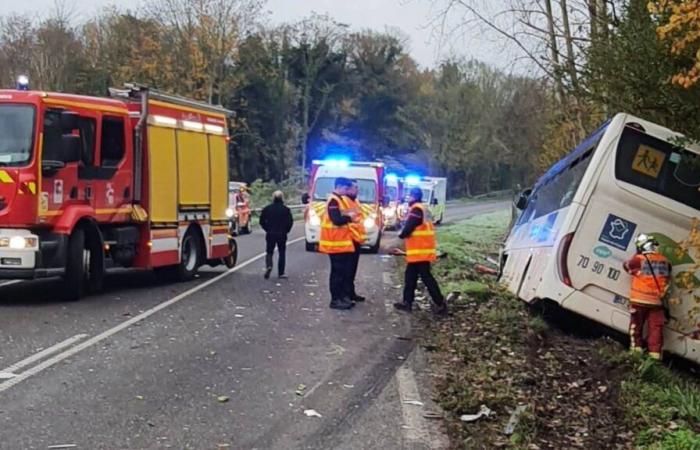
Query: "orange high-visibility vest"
629 252 671 307
319 193 355 254
405 203 437 263
343 196 367 244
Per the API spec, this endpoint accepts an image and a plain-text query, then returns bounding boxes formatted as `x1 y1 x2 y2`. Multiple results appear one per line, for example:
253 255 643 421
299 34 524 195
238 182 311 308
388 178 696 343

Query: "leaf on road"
304 409 322 418
403 400 424 406
217 396 230 403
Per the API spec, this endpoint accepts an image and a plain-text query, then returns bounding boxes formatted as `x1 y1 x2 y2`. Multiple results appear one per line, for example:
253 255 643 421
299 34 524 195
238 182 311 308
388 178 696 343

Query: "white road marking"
0 237 305 394
0 333 88 375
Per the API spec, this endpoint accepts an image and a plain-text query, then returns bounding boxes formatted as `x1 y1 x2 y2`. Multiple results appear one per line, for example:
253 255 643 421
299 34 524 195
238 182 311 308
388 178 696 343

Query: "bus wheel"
64 227 104 301
223 238 238 268
177 228 202 281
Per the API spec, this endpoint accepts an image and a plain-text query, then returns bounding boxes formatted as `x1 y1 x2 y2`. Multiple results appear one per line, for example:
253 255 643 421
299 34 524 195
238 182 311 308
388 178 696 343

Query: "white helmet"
635 234 659 253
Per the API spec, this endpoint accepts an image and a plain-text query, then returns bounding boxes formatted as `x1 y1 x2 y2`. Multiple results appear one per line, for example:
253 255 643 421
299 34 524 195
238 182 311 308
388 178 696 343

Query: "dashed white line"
0 237 305 394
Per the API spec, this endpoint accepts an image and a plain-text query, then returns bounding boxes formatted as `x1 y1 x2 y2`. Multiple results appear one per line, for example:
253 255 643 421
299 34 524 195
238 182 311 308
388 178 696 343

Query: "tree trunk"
544 0 566 104
300 80 311 175
588 0 598 43
560 0 579 92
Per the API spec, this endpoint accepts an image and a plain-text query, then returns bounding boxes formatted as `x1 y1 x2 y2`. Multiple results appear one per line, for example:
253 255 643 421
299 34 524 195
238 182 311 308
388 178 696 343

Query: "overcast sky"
5 0 522 71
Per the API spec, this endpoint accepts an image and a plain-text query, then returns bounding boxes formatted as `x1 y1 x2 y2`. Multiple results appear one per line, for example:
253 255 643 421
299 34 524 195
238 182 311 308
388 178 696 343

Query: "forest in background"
1 0 699 196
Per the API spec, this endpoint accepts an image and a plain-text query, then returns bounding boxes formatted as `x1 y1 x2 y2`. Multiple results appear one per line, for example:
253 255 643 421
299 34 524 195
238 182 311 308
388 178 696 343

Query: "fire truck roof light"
405 175 421 186
16 75 29 91
321 158 350 168
152 115 177 127
182 120 204 131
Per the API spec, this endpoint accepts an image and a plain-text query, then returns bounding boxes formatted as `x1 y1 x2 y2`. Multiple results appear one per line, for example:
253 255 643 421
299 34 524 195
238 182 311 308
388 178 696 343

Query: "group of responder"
317 177 448 313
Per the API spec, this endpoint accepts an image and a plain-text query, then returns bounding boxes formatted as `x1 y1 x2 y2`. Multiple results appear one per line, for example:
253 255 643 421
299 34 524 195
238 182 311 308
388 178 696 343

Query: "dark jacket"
399 202 424 239
260 200 293 235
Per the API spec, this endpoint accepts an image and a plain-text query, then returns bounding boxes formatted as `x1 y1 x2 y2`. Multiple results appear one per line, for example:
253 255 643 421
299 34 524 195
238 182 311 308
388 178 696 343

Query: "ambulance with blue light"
382 173 403 230
302 159 386 253
399 175 447 225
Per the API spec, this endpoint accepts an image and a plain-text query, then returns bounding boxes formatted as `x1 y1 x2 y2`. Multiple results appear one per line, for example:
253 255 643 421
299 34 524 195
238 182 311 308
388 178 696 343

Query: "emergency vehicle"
0 81 237 300
399 175 447 224
382 173 403 230
302 159 386 253
500 114 700 362
226 181 252 235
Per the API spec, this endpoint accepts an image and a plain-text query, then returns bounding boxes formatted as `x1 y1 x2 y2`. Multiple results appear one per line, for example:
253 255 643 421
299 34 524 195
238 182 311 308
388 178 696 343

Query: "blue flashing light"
322 158 350 168
405 175 421 186
16 75 29 91
385 173 399 182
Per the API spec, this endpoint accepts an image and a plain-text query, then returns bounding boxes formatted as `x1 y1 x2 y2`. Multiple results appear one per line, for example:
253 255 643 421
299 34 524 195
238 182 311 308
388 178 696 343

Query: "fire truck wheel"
177 228 202 281
223 238 238 268
64 227 104 301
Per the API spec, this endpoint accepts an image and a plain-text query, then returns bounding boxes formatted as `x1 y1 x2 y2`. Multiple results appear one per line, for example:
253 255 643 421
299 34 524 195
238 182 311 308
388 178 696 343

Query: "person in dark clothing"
394 187 447 315
259 190 294 279
346 179 366 302
320 177 358 310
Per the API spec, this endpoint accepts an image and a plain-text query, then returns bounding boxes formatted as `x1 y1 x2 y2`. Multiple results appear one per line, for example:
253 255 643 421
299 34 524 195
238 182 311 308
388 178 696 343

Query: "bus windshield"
314 177 377 203
0 104 35 166
615 126 700 210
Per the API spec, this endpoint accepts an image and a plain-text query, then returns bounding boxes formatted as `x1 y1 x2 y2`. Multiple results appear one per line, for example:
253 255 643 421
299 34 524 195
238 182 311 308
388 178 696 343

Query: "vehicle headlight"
309 209 321 227
1 236 38 249
384 208 395 218
364 217 376 229
225 208 235 218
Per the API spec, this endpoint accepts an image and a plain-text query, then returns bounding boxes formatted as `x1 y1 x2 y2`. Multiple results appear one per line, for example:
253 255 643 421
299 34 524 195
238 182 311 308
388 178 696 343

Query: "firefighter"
623 234 672 360
345 179 367 302
319 177 358 310
394 187 448 315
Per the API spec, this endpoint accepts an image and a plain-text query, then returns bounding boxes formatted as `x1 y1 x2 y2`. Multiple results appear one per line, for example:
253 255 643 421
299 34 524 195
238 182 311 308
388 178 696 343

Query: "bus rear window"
615 127 700 210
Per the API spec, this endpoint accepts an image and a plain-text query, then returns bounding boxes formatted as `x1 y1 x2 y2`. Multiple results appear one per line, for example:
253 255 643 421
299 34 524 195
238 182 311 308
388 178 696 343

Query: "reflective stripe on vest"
343 197 367 244
319 193 355 254
629 253 670 307
405 203 437 263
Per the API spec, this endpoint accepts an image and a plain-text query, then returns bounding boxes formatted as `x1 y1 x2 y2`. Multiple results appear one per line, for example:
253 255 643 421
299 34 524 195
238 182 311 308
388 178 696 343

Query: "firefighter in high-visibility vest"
345 179 367 303
623 234 672 360
394 187 447 315
319 177 359 310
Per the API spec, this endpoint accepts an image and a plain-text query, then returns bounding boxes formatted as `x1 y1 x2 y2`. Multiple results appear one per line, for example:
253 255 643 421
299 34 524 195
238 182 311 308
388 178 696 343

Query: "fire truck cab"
0 83 236 300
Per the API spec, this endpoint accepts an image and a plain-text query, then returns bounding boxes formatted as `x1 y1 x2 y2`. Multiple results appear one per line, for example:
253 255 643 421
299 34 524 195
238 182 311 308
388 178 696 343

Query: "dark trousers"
403 262 445 306
350 244 361 297
329 253 354 301
265 233 287 276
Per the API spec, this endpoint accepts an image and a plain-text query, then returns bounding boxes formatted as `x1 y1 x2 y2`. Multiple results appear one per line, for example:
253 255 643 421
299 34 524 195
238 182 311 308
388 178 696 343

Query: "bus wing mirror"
301 193 310 205
515 188 531 210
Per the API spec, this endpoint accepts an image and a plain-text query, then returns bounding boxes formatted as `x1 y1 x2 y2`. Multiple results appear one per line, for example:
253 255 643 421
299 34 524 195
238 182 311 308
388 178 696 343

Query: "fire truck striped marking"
151 238 179 253
42 98 128 115
0 171 12 183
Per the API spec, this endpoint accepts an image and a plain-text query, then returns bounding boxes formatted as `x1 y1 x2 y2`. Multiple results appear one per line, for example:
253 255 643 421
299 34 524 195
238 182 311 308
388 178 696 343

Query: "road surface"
0 201 507 450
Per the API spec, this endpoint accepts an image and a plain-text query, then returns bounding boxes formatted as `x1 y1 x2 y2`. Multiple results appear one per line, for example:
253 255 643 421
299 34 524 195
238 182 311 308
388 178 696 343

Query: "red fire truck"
0 82 237 300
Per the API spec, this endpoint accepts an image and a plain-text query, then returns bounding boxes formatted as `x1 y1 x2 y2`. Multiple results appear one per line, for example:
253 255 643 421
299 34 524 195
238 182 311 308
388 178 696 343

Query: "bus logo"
598 214 637 251
594 245 612 259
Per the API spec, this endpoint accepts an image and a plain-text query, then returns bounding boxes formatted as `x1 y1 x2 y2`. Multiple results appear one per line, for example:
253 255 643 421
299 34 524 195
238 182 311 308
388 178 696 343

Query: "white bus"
500 113 700 362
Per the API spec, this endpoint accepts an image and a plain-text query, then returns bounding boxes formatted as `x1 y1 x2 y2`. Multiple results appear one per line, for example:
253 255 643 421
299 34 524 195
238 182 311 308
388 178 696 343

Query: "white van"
500 113 700 362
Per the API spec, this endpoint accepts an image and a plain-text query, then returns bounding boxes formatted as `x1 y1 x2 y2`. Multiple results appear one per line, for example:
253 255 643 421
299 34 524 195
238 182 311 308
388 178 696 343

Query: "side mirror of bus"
301 193 310 205
515 188 532 210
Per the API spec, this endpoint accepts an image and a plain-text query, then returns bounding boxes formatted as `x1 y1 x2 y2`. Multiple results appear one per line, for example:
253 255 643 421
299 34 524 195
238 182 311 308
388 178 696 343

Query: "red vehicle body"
0 84 236 299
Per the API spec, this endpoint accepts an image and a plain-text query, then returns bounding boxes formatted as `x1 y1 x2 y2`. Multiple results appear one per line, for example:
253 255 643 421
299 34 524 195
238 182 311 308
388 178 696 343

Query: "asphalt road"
0 201 507 450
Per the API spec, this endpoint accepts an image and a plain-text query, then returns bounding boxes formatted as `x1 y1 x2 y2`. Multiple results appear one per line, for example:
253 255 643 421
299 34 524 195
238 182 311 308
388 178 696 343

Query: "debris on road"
403 400 424 406
304 409 322 418
217 396 230 403
423 411 444 420
295 384 306 396
503 405 528 436
474 264 498 276
135 395 144 400
459 405 494 422
234 314 244 318
48 445 77 449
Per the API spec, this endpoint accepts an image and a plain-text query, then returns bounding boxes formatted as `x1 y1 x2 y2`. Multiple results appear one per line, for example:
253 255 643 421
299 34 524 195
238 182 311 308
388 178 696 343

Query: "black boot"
330 298 354 310
351 294 366 302
393 302 412 312
432 302 448 317
264 267 272 279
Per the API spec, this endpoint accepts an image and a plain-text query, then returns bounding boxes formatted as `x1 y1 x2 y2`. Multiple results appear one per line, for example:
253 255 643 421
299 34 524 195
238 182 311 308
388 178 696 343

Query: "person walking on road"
345 179 367 303
319 177 358 310
623 234 672 360
394 187 448 315
260 190 294 279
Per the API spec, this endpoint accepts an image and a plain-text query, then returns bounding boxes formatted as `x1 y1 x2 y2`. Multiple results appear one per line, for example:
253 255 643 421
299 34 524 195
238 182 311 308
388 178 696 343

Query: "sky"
5 0 523 71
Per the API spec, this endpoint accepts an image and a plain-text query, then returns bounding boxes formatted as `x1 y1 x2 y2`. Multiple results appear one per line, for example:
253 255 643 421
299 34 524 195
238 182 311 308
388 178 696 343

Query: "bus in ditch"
499 113 700 362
